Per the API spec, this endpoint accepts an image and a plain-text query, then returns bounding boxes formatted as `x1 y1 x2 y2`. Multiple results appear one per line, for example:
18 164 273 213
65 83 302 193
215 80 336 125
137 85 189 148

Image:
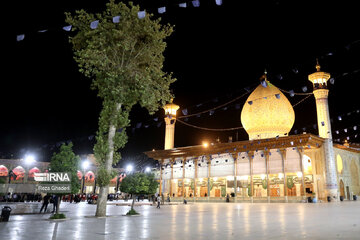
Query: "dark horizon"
1 0 359 168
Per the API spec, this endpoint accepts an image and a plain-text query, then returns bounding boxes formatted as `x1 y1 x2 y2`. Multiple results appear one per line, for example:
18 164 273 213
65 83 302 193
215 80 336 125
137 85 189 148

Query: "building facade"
146 66 360 202
0 155 125 195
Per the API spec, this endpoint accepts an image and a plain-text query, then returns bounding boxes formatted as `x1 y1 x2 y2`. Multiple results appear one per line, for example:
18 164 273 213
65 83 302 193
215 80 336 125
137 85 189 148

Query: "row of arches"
336 154 360 197
0 165 42 180
0 165 126 183
76 171 126 183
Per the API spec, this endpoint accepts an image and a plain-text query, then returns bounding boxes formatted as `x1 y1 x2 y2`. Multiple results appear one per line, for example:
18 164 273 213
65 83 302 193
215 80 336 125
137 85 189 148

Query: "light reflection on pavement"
1 201 360 239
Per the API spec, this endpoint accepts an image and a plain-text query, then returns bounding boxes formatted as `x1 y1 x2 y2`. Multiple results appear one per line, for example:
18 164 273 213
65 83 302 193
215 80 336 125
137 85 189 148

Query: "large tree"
49 143 81 215
120 173 158 214
65 0 175 216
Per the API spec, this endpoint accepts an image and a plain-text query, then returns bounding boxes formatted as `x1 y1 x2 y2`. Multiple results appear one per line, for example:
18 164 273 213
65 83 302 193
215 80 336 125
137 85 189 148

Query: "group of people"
1 193 42 202
39 194 59 213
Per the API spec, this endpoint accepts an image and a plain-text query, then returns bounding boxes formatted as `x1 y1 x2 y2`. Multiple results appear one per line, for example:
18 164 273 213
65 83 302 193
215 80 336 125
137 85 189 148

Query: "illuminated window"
336 154 343 174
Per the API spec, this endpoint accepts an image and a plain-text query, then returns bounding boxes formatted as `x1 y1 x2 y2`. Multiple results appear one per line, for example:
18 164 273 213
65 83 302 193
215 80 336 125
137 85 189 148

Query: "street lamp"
126 165 133 173
145 167 151 173
24 154 36 183
24 154 36 165
82 160 90 194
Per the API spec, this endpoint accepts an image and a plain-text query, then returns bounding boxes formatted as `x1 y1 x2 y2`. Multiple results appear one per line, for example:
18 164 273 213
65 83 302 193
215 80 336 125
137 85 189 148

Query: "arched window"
28 167 40 178
85 171 95 182
0 165 9 177
336 155 343 174
12 166 25 180
350 160 359 187
77 170 83 180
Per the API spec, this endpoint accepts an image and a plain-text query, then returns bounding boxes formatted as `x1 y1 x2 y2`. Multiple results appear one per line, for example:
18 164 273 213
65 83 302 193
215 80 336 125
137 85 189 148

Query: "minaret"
308 59 332 139
163 99 179 150
308 60 338 200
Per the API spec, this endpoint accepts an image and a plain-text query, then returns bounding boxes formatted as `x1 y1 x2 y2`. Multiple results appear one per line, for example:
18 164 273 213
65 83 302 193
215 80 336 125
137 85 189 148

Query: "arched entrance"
339 179 345 197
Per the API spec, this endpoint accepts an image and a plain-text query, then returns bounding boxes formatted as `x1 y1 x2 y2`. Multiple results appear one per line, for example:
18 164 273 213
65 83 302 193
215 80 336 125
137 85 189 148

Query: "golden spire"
260 69 268 82
264 69 268 81
315 58 321 72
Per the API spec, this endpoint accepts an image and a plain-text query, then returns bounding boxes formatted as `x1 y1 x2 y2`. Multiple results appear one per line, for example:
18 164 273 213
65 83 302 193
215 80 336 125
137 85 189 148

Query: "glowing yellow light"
163 99 179 117
336 155 343 174
239 175 248 181
202 142 209 148
308 60 331 86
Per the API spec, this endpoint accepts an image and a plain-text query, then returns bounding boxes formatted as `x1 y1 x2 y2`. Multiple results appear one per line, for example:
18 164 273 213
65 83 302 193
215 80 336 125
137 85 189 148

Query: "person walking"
39 194 50 213
52 195 59 213
156 195 161 209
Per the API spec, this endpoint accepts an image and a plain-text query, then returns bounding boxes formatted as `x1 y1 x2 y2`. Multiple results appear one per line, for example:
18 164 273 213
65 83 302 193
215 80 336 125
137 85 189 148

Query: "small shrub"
126 209 139 215
50 213 66 219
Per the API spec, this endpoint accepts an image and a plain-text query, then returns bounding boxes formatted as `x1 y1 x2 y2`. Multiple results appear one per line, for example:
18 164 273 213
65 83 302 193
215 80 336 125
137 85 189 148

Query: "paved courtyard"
1 201 360 239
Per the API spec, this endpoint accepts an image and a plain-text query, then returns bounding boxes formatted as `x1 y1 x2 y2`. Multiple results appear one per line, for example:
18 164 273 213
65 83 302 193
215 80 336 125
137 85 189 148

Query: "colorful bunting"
63 25 72 31
192 0 200 7
112 16 120 23
90 20 99 29
158 7 166 14
16 34 25 41
138 11 146 19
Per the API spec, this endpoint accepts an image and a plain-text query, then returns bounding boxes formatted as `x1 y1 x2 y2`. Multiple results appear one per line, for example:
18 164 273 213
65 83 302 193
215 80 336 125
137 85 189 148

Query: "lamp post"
82 160 89 194
126 165 133 173
24 154 36 183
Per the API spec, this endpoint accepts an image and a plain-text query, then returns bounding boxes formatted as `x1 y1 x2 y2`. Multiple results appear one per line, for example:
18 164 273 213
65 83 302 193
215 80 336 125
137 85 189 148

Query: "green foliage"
50 213 66 219
190 180 194 191
262 179 267 190
49 143 81 194
221 186 226 197
209 179 214 191
120 173 158 195
287 176 294 189
247 185 252 197
65 0 176 189
96 166 117 187
0 178 5 184
126 208 139 215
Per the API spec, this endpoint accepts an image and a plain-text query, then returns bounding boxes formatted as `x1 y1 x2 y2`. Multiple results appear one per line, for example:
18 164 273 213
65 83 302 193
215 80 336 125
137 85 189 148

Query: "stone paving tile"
1 201 360 239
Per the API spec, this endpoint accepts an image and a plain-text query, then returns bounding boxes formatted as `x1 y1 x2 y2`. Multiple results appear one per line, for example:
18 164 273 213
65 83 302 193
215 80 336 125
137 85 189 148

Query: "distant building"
0 154 125 194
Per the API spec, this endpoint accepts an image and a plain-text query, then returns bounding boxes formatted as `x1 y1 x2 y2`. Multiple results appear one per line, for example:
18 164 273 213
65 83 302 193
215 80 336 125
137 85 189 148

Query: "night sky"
1 1 359 168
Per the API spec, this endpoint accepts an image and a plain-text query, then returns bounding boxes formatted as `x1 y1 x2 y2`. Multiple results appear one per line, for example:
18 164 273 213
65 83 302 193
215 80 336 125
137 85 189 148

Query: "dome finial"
264 69 268 80
260 69 268 82
316 58 321 72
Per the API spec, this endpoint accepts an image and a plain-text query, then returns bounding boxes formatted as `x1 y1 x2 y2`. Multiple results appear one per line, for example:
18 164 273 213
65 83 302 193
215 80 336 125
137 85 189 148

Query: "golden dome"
241 81 295 140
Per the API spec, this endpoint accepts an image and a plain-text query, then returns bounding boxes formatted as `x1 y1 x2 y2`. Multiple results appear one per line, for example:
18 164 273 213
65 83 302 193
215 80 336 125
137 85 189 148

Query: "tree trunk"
56 196 61 214
131 195 136 211
95 103 122 217
95 186 109 217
